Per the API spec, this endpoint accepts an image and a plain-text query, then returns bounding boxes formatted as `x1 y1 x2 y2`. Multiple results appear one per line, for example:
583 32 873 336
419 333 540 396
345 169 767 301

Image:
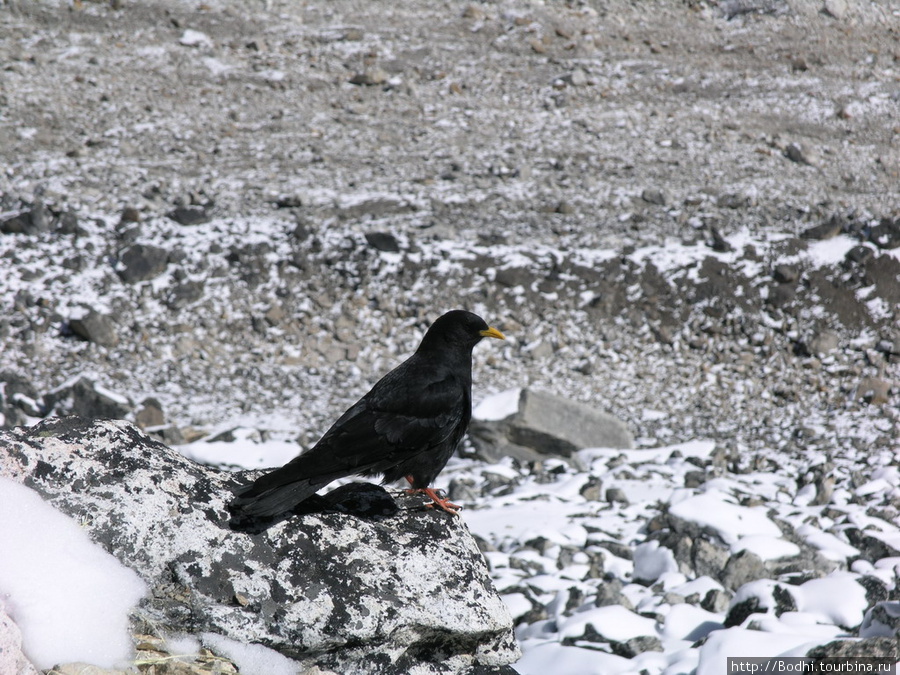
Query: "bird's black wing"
229 357 467 521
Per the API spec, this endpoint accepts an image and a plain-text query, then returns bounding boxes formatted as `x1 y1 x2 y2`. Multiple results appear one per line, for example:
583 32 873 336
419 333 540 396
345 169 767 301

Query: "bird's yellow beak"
480 326 505 340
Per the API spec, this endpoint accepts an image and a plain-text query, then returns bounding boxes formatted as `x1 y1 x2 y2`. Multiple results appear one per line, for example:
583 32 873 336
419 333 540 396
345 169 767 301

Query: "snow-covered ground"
176 402 899 674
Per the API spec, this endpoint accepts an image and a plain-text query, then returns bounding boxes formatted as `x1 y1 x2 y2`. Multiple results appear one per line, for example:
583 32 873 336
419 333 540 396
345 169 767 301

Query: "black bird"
228 309 505 529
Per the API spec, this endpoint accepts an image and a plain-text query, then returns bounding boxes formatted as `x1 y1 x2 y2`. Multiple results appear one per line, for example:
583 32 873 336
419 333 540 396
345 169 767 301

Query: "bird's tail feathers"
230 478 328 520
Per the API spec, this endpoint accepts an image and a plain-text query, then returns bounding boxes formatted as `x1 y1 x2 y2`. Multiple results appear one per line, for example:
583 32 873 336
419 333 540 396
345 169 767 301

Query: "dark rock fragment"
167 205 212 226
68 309 119 348
119 244 170 283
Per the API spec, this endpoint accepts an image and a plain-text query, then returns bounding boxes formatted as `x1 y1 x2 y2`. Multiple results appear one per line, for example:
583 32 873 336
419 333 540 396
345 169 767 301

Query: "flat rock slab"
470 388 634 462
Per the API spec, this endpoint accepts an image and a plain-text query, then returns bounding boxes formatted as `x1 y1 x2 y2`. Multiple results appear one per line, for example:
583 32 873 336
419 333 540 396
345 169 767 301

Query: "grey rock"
822 0 848 20
69 309 119 348
579 475 603 501
805 329 840 356
869 216 900 250
562 69 587 87
725 583 796 627
469 389 633 463
0 372 42 428
806 637 900 660
802 214 844 241
135 398 165 429
0 418 520 674
691 538 730 579
684 470 706 488
701 588 732 613
0 607 39 675
43 377 132 420
0 203 52 236
166 279 205 309
119 244 170 283
720 549 767 590
641 188 667 206
167 205 212 226
365 231 401 252
784 142 820 167
773 264 800 283
350 68 389 86
606 487 629 505
857 377 892 405
859 602 900 638
610 635 663 657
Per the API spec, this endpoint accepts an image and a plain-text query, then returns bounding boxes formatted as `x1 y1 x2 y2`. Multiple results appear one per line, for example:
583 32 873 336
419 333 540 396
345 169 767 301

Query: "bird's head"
416 310 505 354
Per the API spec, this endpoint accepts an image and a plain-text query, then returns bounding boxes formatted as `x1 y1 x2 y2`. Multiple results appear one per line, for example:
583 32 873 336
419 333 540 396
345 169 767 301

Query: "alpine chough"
228 309 505 529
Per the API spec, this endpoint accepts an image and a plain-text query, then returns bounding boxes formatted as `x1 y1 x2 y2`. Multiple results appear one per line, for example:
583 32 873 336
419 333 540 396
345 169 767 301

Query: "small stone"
167 280 205 309
610 635 664 658
69 309 118 348
119 207 141 225
701 588 732 613
364 231 400 252
784 142 820 167
822 0 848 20
858 377 891 405
528 38 546 54
119 244 169 283
684 470 706 488
869 216 900 250
462 4 486 20
772 264 799 284
579 476 603 501
641 188 667 206
350 68 388 86
716 193 748 209
564 68 587 87
709 227 733 252
606 487 629 505
802 214 844 240
555 200 575 215
806 329 840 356
167 205 211 226
135 398 165 429
721 549 767 590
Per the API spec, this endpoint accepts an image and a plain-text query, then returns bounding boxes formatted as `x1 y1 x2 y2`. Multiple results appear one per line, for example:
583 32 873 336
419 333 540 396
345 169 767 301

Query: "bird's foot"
406 486 461 515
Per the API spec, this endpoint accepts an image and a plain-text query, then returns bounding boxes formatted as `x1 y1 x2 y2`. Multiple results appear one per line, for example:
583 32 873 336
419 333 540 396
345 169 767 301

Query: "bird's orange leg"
405 476 461 515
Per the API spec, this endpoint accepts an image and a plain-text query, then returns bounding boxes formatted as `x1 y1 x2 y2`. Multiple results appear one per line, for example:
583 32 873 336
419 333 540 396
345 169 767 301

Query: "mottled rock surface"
0 417 519 675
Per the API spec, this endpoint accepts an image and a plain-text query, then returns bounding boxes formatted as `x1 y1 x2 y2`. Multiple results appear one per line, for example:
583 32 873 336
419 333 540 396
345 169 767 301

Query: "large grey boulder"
468 388 633 462
0 417 519 674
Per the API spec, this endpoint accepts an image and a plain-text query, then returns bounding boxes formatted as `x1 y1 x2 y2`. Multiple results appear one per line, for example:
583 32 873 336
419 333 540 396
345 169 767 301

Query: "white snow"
560 605 657 642
179 29 213 48
201 632 302 675
696 628 820 675
473 388 522 421
668 489 783 546
0 478 147 670
180 428 304 469
732 535 801 561
633 540 679 582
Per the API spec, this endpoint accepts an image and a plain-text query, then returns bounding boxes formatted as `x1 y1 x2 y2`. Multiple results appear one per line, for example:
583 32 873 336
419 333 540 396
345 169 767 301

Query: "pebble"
350 69 388 86
822 0 848 20
784 142 821 167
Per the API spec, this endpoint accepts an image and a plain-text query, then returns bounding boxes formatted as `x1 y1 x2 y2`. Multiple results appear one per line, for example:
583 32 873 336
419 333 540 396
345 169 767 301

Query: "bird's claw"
406 486 461 515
